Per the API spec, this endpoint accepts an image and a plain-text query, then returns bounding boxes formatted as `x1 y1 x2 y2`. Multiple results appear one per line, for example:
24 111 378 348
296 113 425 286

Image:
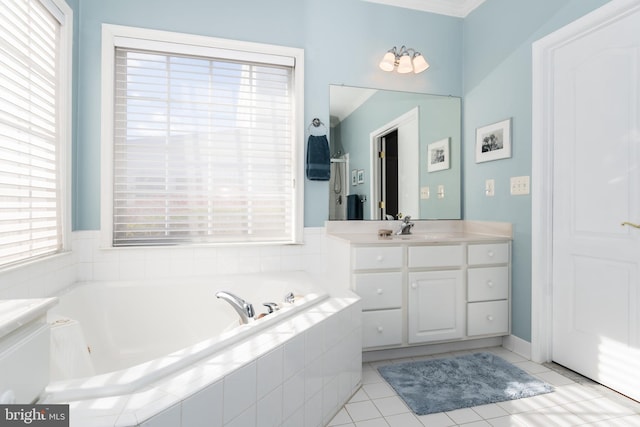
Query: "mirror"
328 85 461 220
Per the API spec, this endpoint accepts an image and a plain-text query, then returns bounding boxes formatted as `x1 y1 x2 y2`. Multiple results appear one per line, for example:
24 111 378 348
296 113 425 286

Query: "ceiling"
361 0 485 17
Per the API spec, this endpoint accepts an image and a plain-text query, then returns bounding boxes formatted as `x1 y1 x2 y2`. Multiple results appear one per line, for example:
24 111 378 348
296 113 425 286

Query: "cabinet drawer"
467 300 509 336
468 243 509 266
408 245 463 269
362 310 402 348
468 266 509 302
354 272 402 310
353 246 403 270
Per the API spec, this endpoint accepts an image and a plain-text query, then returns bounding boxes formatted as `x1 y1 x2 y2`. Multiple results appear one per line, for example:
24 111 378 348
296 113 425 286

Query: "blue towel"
306 135 330 181
347 194 363 220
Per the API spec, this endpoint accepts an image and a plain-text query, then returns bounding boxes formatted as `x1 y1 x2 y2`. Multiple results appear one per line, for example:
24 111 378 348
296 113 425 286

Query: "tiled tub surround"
0 228 328 300
44 294 362 427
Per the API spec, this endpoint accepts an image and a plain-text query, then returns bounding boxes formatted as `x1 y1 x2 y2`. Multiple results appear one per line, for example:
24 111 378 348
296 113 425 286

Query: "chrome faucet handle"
263 302 279 314
284 292 295 304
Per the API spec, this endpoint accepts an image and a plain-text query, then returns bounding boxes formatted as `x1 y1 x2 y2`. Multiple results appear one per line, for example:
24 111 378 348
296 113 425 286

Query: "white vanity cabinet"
466 243 510 337
352 246 404 348
331 224 512 352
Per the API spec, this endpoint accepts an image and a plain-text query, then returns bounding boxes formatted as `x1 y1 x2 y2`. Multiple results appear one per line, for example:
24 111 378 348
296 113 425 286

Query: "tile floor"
328 347 640 427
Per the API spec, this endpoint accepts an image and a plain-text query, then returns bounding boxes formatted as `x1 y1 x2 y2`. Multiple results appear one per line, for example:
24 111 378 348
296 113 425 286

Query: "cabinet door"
362 309 403 348
407 270 464 343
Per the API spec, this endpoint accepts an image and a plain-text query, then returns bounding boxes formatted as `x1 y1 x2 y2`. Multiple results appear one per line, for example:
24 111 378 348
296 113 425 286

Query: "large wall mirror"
328 85 461 221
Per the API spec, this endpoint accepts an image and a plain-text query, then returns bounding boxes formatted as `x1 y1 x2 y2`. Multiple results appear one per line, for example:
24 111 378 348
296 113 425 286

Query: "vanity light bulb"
379 51 396 72
412 54 430 73
397 54 413 73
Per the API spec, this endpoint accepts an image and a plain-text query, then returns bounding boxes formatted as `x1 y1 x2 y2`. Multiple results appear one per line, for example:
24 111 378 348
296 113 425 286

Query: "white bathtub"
41 271 329 403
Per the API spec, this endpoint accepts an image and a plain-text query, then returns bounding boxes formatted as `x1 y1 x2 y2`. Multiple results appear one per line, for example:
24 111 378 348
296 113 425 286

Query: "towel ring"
307 117 327 136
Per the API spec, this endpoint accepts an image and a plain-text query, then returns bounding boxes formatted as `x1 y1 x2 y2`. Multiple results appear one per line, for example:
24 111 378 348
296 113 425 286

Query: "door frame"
368 107 419 220
531 0 640 363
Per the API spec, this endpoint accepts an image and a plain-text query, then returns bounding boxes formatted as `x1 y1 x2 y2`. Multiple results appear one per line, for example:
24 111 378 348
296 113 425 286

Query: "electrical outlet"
485 179 495 197
420 186 430 199
437 185 445 199
510 176 530 195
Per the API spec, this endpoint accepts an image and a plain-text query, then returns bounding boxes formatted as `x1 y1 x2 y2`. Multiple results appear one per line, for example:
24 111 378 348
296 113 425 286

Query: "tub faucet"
215 291 255 324
396 215 415 235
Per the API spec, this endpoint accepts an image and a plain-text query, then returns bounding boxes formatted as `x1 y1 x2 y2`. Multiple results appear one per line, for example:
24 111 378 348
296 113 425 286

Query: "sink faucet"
215 291 255 324
396 215 415 235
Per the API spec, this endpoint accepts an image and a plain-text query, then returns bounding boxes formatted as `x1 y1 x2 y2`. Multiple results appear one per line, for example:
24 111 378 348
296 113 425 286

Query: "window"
102 26 304 247
0 0 71 268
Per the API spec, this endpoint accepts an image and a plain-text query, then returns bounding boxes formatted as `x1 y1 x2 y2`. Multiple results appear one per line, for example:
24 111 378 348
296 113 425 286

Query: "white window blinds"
113 48 296 246
0 0 62 267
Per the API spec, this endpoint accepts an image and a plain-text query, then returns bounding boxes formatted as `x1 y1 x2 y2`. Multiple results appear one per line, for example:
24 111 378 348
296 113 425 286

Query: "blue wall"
72 0 463 230
462 0 610 341
69 0 613 343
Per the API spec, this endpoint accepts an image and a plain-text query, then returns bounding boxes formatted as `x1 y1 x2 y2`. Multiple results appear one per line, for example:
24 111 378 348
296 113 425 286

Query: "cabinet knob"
487 315 494 321
377 326 384 333
376 288 383 295
486 280 494 288
411 282 417 289
376 255 384 262
487 250 495 257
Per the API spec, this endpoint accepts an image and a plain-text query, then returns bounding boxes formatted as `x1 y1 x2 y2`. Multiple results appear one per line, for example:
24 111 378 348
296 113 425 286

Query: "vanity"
326 220 511 355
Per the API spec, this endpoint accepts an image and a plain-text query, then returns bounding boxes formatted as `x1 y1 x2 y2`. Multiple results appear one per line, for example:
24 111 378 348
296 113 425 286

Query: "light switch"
420 186 430 199
510 176 530 195
437 185 445 199
485 179 495 197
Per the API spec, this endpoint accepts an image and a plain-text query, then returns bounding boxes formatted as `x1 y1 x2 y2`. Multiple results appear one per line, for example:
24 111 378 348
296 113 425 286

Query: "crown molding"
362 0 486 17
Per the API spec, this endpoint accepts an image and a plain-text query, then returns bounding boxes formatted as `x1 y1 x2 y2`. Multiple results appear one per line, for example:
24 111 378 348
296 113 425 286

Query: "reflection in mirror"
328 85 461 220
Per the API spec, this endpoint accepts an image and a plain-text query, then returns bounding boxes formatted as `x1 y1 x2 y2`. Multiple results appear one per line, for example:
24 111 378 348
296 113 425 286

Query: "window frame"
100 24 304 248
0 0 73 271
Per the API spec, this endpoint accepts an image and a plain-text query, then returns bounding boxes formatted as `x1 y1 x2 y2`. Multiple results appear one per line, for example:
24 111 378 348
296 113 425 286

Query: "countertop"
326 231 511 245
0 298 58 339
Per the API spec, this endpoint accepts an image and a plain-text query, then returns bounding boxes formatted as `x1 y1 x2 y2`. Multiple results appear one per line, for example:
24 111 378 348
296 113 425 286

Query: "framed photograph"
476 118 511 163
427 138 450 172
357 169 364 184
351 169 357 186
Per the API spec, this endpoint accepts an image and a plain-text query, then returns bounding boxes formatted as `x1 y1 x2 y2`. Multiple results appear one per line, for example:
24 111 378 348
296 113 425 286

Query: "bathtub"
39 271 362 427
41 271 329 403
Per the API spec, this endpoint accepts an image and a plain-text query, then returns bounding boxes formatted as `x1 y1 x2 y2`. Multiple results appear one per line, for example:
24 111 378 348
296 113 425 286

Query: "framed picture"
351 169 357 186
427 138 450 172
476 118 511 163
357 169 364 184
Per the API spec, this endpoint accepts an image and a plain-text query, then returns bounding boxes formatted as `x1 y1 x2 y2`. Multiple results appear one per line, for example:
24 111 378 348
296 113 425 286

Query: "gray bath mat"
377 352 554 415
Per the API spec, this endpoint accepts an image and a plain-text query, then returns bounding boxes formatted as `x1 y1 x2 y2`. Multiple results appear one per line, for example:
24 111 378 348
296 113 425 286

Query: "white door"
551 1 640 401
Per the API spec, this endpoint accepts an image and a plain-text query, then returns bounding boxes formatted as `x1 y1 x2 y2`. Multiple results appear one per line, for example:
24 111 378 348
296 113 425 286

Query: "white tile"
329 408 353 426
471 403 509 419
384 412 423 427
348 388 370 403
345 400 383 422
223 362 257 424
445 407 483 424
372 396 409 417
224 404 255 427
305 323 325 365
486 415 528 427
416 412 456 427
281 405 304 427
512 361 551 375
257 385 283 427
533 370 575 387
323 377 340 424
282 369 305 419
283 333 305 380
561 396 636 424
457 421 491 427
257 347 283 400
140 403 181 427
353 418 390 427
182 381 223 427
363 382 396 399
305 390 323 427
361 367 384 384
305 354 324 399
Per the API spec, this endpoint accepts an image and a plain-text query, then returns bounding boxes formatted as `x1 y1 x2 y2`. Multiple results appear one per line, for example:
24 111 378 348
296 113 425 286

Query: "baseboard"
501 334 532 360
362 337 503 363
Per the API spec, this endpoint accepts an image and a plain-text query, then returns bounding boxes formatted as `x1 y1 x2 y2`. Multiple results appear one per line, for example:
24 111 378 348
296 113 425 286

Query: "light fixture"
378 45 430 74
